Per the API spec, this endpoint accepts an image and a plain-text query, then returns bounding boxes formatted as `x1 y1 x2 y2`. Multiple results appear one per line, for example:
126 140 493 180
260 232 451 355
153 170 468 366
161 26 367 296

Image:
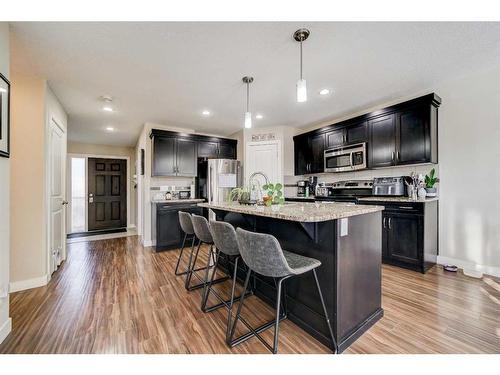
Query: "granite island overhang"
198 201 385 353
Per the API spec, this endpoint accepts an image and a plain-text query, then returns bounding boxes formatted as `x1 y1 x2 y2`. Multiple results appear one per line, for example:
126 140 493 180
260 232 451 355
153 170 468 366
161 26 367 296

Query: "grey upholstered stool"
175 211 197 276
228 227 337 354
185 214 229 291
202 221 253 339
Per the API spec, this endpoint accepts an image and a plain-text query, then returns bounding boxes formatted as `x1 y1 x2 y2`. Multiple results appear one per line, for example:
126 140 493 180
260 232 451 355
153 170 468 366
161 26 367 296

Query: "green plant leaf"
267 190 273 197
267 183 274 190
276 190 283 197
275 183 283 190
279 197 285 205
262 184 268 190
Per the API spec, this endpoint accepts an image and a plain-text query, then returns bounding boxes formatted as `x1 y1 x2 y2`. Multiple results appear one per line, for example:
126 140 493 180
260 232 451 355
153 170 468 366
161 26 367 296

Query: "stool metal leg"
312 268 338 354
185 239 202 289
228 268 252 345
175 233 192 276
273 277 285 354
185 242 230 292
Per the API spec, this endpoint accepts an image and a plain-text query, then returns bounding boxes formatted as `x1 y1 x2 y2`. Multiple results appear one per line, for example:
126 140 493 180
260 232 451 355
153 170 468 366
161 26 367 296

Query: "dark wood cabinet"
310 133 325 173
396 106 431 165
293 94 441 176
218 141 236 159
294 135 310 175
156 203 203 251
197 141 218 158
152 136 177 176
326 129 345 148
176 139 197 176
151 130 237 177
369 114 396 168
362 200 438 273
384 212 421 266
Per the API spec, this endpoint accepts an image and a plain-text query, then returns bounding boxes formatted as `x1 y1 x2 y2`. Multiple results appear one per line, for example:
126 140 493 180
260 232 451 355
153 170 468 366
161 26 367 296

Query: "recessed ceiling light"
319 89 331 96
103 106 114 112
255 114 263 120
105 126 115 132
202 110 211 116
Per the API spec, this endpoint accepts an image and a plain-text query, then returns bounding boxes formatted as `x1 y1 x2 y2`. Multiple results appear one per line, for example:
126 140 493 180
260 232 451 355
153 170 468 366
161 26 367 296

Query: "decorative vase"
425 187 437 197
418 187 427 199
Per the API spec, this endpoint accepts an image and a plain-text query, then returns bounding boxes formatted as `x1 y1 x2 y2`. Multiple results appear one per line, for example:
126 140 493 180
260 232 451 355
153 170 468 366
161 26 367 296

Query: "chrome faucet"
248 171 269 202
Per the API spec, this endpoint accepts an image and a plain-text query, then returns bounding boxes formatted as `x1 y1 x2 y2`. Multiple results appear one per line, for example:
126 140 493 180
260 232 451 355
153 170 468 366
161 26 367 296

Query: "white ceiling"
10 22 500 146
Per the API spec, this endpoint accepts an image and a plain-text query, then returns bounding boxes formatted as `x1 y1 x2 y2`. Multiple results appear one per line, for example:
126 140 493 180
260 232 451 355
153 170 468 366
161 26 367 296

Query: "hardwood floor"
1 236 499 354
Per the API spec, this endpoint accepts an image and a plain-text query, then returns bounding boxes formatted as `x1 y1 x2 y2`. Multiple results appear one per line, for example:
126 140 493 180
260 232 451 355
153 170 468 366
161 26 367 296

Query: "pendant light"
242 76 254 128
293 28 310 103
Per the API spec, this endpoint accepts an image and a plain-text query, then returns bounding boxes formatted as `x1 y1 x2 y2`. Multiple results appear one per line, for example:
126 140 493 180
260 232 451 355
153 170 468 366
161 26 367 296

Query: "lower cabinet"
362 200 438 273
156 203 203 251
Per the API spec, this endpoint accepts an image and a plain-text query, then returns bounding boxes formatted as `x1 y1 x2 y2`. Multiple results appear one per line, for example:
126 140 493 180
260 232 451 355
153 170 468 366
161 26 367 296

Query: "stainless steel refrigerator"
206 159 241 205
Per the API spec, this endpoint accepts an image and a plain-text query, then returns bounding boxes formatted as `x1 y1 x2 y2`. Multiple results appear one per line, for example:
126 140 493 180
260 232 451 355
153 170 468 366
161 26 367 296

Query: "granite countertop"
285 196 315 200
198 201 384 223
358 196 439 203
152 199 205 204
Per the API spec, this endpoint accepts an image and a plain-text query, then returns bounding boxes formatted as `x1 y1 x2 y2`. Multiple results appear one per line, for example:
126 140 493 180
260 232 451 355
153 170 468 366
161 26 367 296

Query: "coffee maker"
308 176 318 196
297 180 309 197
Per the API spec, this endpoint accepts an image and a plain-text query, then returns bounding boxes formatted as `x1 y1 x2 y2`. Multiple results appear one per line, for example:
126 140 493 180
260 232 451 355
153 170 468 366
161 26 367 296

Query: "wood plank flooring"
1 235 499 354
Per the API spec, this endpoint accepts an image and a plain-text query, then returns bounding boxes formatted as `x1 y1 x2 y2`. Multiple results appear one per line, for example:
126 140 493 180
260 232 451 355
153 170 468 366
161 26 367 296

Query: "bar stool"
186 214 229 291
202 220 253 339
228 227 338 354
175 211 197 276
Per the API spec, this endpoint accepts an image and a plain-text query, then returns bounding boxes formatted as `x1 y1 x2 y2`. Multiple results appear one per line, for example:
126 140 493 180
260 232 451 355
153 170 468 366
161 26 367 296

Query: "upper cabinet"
151 130 237 177
293 93 441 175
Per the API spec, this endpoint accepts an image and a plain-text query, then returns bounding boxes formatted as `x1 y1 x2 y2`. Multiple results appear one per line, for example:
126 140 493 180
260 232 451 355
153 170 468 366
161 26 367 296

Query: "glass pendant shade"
244 111 252 128
296 78 307 103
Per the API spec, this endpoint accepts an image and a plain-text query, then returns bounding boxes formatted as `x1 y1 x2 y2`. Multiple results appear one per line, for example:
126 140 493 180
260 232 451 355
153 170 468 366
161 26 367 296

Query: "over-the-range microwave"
324 142 367 173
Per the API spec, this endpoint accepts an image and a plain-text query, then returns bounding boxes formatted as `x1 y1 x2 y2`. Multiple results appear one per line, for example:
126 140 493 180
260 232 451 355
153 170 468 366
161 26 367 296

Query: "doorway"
67 155 130 234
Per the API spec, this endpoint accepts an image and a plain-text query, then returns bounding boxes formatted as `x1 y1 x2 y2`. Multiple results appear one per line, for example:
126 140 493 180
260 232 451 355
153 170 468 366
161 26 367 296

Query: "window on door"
70 157 86 233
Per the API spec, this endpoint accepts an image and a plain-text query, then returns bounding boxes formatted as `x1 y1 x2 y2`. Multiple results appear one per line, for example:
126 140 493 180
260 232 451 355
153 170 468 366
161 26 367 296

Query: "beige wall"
0 22 11 343
67 141 137 226
9 72 47 286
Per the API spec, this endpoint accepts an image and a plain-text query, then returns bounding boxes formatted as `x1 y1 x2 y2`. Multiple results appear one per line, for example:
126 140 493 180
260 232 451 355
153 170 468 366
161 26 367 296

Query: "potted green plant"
262 183 285 207
424 168 439 197
228 186 252 204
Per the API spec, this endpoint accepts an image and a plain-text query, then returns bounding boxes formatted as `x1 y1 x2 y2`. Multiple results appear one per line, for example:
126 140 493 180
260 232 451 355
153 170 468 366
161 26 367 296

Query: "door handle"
62 200 68 205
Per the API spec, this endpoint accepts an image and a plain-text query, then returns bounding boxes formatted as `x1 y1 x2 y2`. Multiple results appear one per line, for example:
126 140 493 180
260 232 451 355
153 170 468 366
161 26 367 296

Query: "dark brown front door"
88 158 127 231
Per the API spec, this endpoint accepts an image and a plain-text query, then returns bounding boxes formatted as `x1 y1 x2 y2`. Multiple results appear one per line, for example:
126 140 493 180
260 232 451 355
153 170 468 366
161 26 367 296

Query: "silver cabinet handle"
396 151 400 161
383 217 387 229
388 217 392 229
398 206 413 210
391 151 395 162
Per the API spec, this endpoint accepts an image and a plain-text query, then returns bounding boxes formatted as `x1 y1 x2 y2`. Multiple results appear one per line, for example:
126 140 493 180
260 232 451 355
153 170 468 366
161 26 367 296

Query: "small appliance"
315 180 373 203
372 177 406 196
324 142 367 173
308 176 318 196
178 190 191 199
297 180 309 197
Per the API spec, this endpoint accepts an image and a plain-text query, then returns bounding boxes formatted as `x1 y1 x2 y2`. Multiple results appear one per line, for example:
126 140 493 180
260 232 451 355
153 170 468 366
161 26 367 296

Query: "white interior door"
245 141 282 191
48 118 66 275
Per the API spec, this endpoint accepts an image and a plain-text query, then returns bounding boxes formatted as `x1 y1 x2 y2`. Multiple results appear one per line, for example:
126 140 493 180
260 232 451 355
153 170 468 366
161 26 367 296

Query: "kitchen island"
198 201 384 353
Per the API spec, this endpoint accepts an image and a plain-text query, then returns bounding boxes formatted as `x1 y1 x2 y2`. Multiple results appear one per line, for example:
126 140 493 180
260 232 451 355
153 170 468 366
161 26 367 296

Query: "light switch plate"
0 284 8 299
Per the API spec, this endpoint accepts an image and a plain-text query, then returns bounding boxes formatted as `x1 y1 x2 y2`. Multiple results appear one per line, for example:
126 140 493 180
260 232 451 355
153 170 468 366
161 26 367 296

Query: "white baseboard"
9 275 49 293
0 317 12 344
128 224 136 229
437 256 500 278
142 239 155 247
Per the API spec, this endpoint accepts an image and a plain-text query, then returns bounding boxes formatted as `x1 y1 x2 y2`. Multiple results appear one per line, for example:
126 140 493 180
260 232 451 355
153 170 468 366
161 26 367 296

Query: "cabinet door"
197 141 218 158
369 114 396 168
156 209 182 248
397 107 430 165
310 133 325 173
152 136 177 176
176 139 197 177
346 121 368 144
385 213 422 265
294 136 310 175
219 142 236 159
325 129 345 148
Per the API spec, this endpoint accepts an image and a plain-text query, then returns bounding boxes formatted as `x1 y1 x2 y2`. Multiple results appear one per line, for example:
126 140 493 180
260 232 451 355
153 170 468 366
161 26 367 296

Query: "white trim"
437 255 500 278
142 239 154 247
0 318 12 344
67 153 132 231
9 275 49 293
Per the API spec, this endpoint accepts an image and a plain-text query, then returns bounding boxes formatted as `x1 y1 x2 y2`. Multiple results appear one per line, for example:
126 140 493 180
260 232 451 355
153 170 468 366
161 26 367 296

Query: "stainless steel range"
315 180 373 203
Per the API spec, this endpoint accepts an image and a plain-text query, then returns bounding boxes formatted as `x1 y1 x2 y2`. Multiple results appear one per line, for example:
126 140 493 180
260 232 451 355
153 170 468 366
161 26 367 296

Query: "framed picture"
0 72 10 158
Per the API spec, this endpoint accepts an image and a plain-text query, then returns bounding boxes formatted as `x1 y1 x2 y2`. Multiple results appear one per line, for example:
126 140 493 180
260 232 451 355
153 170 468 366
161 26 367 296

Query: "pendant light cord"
300 39 303 80
246 81 250 112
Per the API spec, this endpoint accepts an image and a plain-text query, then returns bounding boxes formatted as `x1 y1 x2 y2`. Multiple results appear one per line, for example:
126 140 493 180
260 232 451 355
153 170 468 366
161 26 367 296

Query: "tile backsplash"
284 164 438 197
